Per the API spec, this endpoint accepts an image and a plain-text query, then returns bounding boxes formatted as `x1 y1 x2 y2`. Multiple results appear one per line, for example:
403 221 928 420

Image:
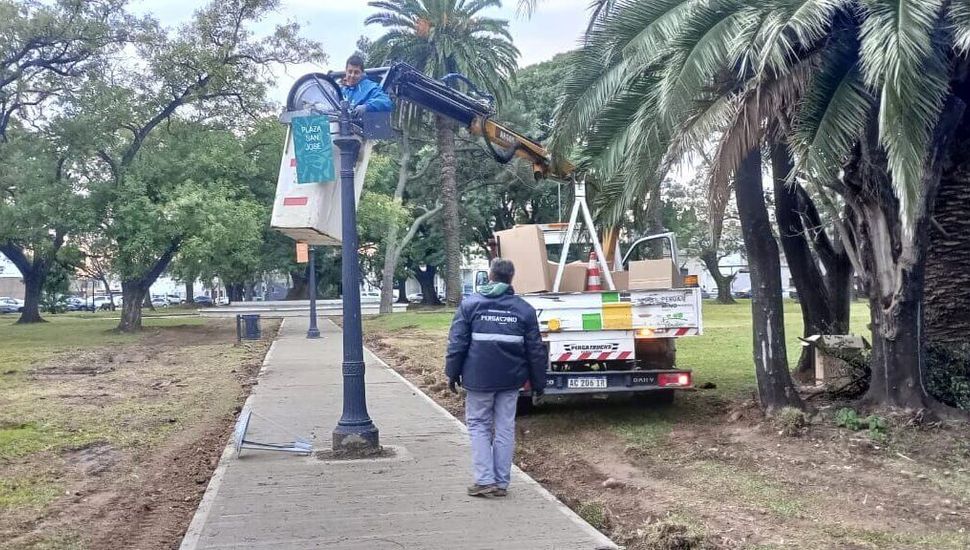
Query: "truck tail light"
684 275 699 288
636 327 655 338
658 372 692 387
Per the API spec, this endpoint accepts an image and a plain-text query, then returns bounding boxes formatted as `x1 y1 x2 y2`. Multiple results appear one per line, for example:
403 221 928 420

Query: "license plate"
567 377 607 389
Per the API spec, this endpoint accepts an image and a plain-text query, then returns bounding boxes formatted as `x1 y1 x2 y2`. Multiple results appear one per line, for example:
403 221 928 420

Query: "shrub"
925 342 970 411
774 406 809 437
834 407 887 440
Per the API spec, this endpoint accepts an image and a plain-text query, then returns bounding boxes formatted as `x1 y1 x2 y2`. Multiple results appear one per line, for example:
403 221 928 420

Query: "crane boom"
378 63 573 180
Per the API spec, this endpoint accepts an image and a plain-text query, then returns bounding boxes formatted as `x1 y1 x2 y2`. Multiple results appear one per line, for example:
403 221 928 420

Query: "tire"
634 389 675 407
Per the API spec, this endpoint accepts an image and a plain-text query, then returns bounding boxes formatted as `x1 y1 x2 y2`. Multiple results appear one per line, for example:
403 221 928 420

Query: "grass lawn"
0 315 275 549
363 299 970 549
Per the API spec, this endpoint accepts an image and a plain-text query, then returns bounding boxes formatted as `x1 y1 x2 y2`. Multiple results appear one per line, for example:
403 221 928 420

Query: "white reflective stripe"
471 332 524 343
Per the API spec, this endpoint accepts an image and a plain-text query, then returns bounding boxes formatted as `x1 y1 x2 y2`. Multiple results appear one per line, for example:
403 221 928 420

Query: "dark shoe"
467 484 496 497
492 487 507 497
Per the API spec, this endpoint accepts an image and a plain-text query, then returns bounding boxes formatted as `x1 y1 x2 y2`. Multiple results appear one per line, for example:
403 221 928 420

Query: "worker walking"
339 55 393 115
445 258 548 497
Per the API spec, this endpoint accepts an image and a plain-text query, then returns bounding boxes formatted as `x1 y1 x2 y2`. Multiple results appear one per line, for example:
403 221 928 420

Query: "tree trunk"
414 264 442 306
116 241 179 333
436 114 462 308
924 158 970 345
844 96 965 409
396 277 409 304
118 281 148 333
735 149 803 412
700 248 736 304
286 268 308 300
17 269 45 324
771 142 835 380
380 239 400 315
186 281 194 303
1 243 53 324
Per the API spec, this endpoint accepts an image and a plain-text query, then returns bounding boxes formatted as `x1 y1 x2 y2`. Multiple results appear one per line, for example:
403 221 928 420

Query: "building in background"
0 253 25 300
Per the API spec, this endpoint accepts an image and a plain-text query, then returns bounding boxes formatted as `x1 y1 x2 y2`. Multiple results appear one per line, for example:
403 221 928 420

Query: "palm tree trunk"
845 97 964 410
436 114 462 308
735 149 803 412
924 163 970 345
770 142 838 381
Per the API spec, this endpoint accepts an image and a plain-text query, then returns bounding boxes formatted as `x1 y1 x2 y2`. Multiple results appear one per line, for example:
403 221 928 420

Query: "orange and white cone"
586 250 603 291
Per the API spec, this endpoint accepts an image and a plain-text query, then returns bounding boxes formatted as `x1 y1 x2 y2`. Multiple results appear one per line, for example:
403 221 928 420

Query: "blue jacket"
445 285 548 392
341 78 394 112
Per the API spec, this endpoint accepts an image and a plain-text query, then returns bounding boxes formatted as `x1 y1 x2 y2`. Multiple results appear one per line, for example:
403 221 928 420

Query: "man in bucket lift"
340 55 394 116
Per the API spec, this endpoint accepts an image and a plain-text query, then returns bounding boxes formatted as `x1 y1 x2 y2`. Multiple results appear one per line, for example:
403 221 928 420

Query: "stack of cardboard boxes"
494 225 682 294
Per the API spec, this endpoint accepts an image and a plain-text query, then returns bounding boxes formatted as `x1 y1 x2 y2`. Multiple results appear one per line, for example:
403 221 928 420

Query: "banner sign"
291 115 335 184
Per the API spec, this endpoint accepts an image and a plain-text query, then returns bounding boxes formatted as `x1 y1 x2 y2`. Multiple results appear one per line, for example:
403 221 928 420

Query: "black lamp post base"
332 424 381 457
307 327 321 339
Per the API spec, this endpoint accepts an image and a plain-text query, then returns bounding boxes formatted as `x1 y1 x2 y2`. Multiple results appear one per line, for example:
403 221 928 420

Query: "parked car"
64 296 91 312
734 288 752 299
85 296 115 310
165 294 183 305
0 297 23 312
700 288 715 299
193 295 214 306
150 296 168 307
360 291 380 302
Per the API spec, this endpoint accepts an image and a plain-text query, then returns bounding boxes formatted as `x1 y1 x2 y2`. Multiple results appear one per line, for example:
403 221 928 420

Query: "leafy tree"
367 0 518 307
0 125 95 323
70 0 320 332
662 173 743 304
0 0 129 139
0 0 128 323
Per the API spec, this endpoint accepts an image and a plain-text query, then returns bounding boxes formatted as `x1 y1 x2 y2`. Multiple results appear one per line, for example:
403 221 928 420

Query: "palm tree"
366 0 519 307
554 0 970 413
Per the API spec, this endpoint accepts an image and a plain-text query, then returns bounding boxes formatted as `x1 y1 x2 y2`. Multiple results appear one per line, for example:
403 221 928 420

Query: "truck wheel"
635 389 675 407
516 395 535 415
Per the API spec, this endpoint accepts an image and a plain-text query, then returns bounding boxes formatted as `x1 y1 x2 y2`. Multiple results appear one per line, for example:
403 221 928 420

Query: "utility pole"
331 99 380 455
307 245 320 339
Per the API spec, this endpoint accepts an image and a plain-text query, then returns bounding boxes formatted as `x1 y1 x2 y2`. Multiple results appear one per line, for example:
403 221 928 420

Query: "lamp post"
331 99 380 454
306 245 320 339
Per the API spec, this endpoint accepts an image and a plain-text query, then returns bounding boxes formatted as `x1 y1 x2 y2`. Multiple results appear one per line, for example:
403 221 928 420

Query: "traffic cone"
586 250 603 291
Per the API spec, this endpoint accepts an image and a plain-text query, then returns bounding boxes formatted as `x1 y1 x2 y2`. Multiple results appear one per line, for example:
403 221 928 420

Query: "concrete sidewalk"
180 317 616 550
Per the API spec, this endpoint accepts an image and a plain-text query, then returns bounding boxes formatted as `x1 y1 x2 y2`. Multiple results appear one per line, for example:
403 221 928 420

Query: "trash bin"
237 314 261 340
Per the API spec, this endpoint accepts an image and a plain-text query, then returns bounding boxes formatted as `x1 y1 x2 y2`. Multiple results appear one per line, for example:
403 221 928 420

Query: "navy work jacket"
445 287 548 392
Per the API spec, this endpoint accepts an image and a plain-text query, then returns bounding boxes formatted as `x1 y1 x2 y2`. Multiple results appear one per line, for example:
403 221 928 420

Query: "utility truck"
281 63 702 407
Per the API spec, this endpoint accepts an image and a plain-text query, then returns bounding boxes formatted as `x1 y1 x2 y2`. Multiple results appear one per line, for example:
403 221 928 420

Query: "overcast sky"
131 0 590 105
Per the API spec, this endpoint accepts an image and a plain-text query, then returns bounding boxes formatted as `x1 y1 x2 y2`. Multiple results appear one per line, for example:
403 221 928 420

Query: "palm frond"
791 37 872 191
859 0 948 228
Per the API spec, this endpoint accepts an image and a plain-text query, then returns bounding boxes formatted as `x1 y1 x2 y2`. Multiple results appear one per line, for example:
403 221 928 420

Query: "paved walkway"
180 317 616 550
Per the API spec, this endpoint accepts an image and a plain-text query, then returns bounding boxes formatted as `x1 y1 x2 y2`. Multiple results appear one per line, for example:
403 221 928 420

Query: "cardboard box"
610 270 629 291
547 261 588 292
495 225 550 294
628 259 682 290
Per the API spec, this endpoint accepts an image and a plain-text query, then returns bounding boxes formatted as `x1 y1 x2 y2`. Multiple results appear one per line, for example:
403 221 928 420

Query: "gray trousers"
464 389 519 489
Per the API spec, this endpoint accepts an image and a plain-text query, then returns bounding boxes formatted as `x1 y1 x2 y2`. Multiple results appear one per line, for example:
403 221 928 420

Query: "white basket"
270 122 372 245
